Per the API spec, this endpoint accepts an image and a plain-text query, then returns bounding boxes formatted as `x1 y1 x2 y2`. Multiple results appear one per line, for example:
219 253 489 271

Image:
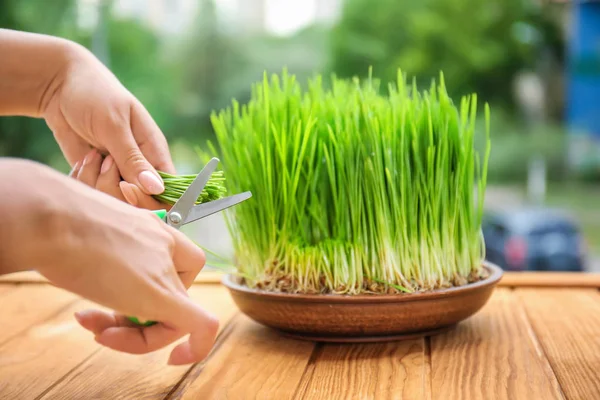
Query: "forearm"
0 29 77 117
0 159 73 274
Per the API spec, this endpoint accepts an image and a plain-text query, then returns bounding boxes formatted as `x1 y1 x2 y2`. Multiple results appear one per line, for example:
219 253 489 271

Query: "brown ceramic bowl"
222 262 503 342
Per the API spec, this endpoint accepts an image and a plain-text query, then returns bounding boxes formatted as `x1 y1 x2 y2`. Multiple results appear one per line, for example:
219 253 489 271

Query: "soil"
239 266 490 295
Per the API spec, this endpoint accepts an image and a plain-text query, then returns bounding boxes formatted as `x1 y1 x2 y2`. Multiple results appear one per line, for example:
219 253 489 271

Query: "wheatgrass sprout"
153 171 227 205
207 69 491 294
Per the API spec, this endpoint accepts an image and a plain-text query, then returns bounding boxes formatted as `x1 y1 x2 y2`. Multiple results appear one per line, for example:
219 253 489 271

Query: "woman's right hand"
0 158 218 366
69 148 167 210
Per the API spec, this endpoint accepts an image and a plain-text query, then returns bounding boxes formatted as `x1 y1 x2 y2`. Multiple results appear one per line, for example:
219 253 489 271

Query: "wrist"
36 38 83 117
0 29 83 117
0 159 72 274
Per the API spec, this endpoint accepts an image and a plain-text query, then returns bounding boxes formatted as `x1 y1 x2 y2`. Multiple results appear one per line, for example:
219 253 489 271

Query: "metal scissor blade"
182 191 252 225
167 157 220 227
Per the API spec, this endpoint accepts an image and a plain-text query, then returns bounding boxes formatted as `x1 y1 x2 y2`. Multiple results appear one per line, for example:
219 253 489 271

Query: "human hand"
43 41 175 196
0 159 217 365
0 29 170 206
69 148 166 210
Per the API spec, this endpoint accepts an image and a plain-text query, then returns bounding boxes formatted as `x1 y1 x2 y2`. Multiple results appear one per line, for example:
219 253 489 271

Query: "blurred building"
234 0 266 34
565 0 600 171
315 0 342 26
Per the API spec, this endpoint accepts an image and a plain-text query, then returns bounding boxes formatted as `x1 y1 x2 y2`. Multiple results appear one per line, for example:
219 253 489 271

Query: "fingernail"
69 161 80 176
74 312 83 323
100 155 113 174
139 171 164 195
82 149 97 166
120 182 138 206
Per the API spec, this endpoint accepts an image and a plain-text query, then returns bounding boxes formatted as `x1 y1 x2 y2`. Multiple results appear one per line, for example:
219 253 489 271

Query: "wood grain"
500 272 600 288
0 300 103 399
6 270 600 287
179 314 315 400
40 284 237 400
517 288 600 399
430 288 563 400
294 340 428 400
0 285 77 345
194 271 224 283
0 270 224 284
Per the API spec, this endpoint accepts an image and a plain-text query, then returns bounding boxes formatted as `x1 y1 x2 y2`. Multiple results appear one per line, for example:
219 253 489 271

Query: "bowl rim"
221 261 503 304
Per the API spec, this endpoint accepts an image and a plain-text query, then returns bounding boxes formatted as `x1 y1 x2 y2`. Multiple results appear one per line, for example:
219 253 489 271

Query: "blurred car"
481 207 587 272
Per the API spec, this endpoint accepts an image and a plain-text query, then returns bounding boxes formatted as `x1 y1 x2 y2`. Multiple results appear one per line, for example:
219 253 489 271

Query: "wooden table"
2 271 600 399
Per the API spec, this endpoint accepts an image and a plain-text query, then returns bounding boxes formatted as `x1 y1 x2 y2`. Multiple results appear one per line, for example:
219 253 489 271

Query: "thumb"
119 181 170 210
103 121 165 196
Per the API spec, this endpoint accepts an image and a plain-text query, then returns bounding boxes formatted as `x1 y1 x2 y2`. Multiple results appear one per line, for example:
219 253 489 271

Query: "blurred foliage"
0 0 578 188
329 0 564 114
180 21 332 160
474 109 568 183
75 16 182 145
0 0 80 172
330 0 571 186
0 0 190 172
166 0 250 145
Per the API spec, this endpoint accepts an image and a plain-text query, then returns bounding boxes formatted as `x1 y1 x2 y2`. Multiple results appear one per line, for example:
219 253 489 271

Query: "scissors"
127 157 251 326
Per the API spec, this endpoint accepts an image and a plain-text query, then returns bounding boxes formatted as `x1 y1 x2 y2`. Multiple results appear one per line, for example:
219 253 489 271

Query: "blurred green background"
1 0 600 266
0 0 569 173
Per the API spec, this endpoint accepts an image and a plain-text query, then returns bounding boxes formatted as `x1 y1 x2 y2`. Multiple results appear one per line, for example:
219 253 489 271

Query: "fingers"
119 181 169 210
69 160 82 178
69 150 170 209
75 309 186 354
78 303 218 365
75 302 218 365
45 100 92 167
101 102 165 196
69 152 127 202
166 298 219 365
95 323 185 355
171 228 206 288
76 149 102 187
74 309 135 335
130 100 176 174
96 155 126 201
73 230 214 365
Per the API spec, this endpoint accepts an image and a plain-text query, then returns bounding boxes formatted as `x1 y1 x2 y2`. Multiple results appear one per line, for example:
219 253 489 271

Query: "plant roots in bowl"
201 69 496 342
222 262 502 342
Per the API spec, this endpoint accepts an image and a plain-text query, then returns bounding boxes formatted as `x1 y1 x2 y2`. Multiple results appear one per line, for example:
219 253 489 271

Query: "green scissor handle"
126 209 168 327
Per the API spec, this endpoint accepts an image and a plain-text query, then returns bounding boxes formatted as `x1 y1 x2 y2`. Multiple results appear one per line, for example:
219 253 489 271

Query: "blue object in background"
566 1 600 138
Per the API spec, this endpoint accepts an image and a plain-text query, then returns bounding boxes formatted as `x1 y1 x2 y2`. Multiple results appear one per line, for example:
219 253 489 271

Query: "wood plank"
0 270 48 283
40 284 238 400
178 315 315 400
0 300 104 399
10 270 599 287
500 272 600 288
194 271 224 284
294 340 429 400
517 288 600 399
0 285 77 345
430 288 564 399
0 270 224 284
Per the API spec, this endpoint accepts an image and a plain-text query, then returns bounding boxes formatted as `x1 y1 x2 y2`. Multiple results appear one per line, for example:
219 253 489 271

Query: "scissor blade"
168 157 220 226
183 191 252 225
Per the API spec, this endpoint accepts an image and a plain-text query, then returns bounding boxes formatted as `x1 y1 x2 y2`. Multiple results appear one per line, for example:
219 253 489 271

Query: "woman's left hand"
69 149 166 210
43 41 175 197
